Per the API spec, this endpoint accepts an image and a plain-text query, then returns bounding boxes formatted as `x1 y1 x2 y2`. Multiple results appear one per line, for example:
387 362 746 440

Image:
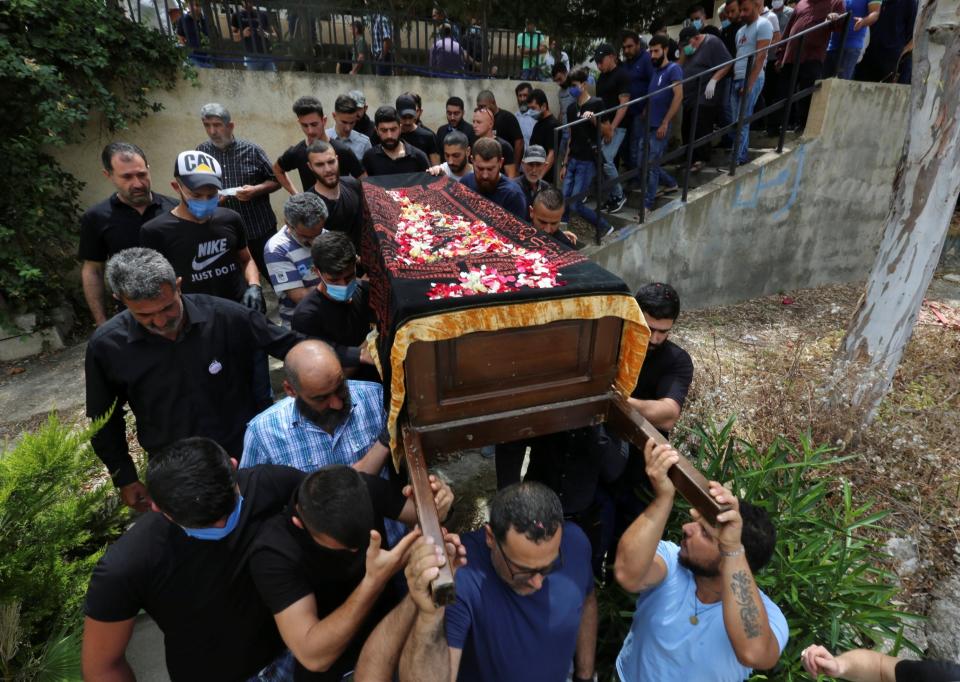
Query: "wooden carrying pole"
401 423 457 605
606 393 728 525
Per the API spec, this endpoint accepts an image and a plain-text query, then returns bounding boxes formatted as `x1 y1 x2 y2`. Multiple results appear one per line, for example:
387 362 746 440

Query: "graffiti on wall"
731 144 806 219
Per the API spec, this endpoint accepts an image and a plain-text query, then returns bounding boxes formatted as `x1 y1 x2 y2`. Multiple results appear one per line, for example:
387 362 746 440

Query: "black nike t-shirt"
84 465 306 682
277 140 364 193
140 207 249 302
249 473 406 681
305 176 365 249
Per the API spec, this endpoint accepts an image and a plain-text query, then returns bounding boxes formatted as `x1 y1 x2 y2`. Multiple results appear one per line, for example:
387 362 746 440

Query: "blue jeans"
645 127 677 208
563 158 611 231
601 127 627 202
520 67 541 80
826 47 861 79
731 71 765 165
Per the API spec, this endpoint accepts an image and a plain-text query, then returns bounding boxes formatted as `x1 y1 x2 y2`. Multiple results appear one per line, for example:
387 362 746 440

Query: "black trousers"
681 103 718 164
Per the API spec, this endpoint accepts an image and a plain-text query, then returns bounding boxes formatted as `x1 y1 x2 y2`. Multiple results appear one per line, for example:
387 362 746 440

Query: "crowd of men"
76 6 935 677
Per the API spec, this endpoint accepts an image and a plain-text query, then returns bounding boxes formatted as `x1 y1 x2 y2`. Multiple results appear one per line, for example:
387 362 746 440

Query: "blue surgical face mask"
684 44 696 56
722 18 732 28
568 86 582 99
186 195 219 220
529 109 542 120
181 494 243 541
324 277 359 302
692 18 703 29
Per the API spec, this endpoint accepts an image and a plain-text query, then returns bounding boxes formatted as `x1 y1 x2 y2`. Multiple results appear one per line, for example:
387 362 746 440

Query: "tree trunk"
834 0 960 419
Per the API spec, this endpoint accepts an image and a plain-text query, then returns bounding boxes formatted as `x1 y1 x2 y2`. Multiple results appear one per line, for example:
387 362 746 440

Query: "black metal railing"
131 0 553 80
554 13 849 234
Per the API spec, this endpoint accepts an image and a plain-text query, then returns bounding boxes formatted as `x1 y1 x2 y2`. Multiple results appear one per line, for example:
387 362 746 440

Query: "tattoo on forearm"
730 570 761 639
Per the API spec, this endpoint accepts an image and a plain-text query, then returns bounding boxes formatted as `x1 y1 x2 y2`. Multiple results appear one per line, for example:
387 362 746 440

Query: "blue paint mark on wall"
732 144 806 218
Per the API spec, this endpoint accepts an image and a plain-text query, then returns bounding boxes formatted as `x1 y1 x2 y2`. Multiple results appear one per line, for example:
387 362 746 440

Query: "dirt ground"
671 276 960 622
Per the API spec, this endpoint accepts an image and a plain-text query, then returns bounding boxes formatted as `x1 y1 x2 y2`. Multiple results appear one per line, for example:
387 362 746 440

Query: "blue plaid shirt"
241 381 385 470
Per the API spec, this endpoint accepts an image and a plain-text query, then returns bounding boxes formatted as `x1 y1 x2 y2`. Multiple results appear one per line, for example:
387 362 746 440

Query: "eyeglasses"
495 537 563 582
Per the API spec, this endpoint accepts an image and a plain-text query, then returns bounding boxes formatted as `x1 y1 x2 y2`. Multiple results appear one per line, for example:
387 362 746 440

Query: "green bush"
596 418 920 681
0 0 188 316
0 414 126 681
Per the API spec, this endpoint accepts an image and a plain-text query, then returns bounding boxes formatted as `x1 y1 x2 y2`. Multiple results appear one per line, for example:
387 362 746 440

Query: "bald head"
283 340 342 395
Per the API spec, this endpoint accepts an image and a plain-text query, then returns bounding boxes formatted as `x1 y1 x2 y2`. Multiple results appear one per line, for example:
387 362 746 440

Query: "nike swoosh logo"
192 251 227 271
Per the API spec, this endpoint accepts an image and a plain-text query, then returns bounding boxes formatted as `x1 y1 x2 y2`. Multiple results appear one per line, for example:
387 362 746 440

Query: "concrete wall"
589 78 912 309
55 69 556 219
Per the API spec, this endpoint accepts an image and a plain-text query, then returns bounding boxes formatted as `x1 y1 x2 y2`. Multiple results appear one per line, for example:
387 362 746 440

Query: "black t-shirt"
401 126 439 159
362 143 430 176
596 65 632 128
140 207 249 302
84 465 305 682
248 473 406 681
291 282 374 354
895 659 960 682
566 97 605 161
494 108 523 146
530 113 559 152
491 135 516 166
631 339 694 408
305 176 365 249
436 120 476 149
355 114 376 141
277 140 363 193
78 193 178 262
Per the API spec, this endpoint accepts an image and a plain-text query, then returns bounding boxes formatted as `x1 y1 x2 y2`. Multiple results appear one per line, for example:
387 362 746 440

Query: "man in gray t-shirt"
731 0 773 164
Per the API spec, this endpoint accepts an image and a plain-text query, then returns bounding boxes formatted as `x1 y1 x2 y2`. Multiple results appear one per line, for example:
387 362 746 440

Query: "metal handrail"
555 13 848 134
554 12 849 236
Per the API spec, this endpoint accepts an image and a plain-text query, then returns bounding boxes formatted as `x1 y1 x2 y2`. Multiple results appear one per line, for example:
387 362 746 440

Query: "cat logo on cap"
175 150 223 190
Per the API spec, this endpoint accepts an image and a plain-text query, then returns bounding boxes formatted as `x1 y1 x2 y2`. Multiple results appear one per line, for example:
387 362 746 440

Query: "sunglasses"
495 537 563 582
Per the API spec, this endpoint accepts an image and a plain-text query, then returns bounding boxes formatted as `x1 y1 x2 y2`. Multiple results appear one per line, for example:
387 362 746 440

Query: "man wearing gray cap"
350 90 376 141
514 145 551 209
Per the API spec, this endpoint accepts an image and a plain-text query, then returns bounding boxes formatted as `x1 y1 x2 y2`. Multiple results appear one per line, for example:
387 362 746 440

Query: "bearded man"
240 340 392 477
460 137 528 221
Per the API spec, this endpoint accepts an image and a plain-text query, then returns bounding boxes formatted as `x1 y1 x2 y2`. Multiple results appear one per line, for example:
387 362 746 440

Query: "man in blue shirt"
392 482 597 682
614 440 788 681
644 35 683 210
240 340 387 476
621 31 654 182
461 137 528 221
825 0 881 79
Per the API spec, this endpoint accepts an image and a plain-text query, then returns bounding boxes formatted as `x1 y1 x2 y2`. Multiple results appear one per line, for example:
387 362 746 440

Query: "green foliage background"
0 415 127 680
0 0 187 316
595 419 920 681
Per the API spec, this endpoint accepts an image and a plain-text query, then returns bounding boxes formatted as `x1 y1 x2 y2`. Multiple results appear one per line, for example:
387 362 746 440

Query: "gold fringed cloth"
366 295 650 466
359 174 650 467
